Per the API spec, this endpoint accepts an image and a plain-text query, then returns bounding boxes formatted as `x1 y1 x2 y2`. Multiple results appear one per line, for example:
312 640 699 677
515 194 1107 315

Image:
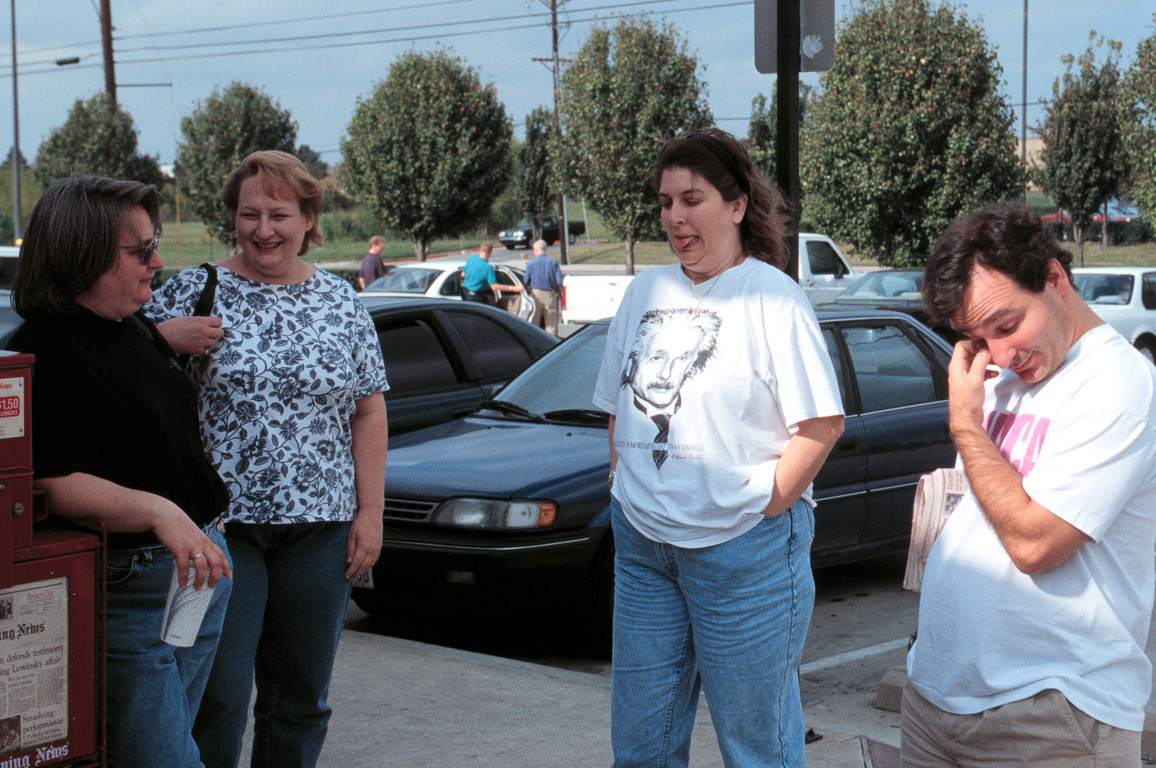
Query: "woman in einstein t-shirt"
593 129 844 767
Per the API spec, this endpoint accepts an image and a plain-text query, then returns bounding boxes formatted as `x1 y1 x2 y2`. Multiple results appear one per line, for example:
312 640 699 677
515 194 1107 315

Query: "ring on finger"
193 552 205 559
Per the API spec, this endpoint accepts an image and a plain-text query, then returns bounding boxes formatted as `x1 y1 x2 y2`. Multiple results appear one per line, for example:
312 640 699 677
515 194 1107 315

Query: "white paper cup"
159 560 215 647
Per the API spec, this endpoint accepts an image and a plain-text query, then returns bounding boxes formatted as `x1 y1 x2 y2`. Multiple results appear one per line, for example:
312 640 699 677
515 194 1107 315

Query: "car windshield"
1073 273 1133 305
838 271 923 300
497 323 609 415
366 268 441 293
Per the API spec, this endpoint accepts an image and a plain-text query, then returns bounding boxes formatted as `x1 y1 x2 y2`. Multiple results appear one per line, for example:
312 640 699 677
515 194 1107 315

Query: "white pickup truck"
560 233 862 324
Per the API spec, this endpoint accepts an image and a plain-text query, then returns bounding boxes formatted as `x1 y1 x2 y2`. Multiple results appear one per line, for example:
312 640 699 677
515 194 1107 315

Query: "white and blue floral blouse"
145 265 389 524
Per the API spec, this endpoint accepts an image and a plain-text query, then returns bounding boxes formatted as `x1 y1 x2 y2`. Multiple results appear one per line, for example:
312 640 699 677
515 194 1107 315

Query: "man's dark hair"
922 203 1072 326
13 175 161 317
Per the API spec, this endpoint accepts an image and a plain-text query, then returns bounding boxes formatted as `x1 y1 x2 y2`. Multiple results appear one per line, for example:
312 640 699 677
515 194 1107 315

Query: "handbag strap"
192 262 218 317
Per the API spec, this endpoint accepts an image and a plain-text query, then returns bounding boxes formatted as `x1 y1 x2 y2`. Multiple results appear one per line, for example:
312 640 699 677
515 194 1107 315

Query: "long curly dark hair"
648 128 792 270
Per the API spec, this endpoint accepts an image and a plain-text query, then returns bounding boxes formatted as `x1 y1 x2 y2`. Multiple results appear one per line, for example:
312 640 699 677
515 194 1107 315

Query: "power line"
113 0 489 41
4 0 752 76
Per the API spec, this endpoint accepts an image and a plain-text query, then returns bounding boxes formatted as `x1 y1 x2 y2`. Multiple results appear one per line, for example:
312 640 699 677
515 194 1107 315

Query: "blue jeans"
610 499 816 768
193 521 353 768
105 522 232 768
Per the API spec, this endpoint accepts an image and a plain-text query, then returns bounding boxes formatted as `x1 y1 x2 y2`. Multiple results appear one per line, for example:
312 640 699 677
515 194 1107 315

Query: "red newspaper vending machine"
0 352 101 768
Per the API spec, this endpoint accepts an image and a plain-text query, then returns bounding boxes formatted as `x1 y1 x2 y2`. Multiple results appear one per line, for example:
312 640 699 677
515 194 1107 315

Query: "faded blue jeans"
193 521 353 768
105 522 232 768
610 498 816 768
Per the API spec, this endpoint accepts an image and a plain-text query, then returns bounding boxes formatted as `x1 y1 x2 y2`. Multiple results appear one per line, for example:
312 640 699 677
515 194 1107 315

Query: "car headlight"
432 498 557 529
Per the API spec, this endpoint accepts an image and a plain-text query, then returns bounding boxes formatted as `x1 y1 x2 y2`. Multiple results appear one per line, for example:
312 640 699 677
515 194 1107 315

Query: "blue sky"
3 0 1154 166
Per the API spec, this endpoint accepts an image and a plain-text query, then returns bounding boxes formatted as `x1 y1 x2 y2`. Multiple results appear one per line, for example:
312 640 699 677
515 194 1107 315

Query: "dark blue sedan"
353 311 956 645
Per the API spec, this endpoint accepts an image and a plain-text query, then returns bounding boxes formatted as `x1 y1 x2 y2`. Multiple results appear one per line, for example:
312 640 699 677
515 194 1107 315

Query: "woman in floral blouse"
147 150 389 768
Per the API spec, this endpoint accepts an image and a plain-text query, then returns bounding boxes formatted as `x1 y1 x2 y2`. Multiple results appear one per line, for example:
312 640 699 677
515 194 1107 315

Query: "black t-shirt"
8 308 229 550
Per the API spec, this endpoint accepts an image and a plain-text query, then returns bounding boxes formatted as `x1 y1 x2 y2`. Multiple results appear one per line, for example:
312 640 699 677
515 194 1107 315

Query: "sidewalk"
252 628 898 768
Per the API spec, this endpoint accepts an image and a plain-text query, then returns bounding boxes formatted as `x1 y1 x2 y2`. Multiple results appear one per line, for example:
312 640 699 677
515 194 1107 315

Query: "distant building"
1016 136 1044 190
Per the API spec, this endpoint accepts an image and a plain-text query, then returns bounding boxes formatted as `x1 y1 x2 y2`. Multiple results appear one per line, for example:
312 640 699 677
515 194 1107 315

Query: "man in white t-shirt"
905 203 1156 767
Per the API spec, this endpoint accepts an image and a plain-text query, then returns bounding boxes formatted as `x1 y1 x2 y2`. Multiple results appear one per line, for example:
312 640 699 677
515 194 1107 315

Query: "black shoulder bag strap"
174 262 218 368
193 262 218 318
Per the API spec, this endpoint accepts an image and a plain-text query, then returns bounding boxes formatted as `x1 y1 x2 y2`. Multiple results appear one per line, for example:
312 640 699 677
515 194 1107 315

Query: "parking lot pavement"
232 625 895 768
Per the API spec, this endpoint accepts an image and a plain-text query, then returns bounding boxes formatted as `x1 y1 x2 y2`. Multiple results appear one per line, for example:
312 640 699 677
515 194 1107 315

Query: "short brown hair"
479 241 494 257
923 203 1072 326
221 150 324 255
13 175 161 317
369 235 385 249
649 128 792 270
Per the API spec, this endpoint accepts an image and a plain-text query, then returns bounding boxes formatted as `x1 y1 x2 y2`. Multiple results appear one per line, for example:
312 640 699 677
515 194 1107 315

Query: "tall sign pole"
1021 0 1028 171
9 0 19 242
754 0 834 283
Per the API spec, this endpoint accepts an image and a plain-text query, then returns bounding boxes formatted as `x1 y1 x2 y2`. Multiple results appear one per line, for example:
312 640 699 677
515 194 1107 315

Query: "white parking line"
799 638 910 675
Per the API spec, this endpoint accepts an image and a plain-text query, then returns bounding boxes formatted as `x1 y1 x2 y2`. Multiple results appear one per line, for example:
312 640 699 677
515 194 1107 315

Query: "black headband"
686 133 749 195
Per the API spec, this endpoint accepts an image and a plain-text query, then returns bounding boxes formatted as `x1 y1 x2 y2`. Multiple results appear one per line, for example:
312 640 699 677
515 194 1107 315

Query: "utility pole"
100 0 116 107
532 0 570 264
550 0 568 265
9 0 19 242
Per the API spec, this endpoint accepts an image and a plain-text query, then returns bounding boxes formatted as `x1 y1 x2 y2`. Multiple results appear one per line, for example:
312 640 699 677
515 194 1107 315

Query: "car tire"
505 244 516 250
1135 337 1156 365
568 232 577 245
580 538 614 654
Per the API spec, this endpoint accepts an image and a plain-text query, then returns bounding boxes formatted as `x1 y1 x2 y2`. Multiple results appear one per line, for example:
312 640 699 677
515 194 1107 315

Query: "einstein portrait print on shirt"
621 308 721 469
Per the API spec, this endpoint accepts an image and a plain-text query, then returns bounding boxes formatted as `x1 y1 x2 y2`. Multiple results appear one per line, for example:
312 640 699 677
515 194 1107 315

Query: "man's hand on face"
947 339 998 437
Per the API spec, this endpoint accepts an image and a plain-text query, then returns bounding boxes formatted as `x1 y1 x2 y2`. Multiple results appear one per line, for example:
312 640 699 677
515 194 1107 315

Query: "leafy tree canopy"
1037 34 1128 263
802 0 1024 267
176 82 297 245
296 145 328 180
748 84 812 182
341 50 513 260
33 94 163 191
553 16 712 273
516 106 555 240
1120 16 1156 223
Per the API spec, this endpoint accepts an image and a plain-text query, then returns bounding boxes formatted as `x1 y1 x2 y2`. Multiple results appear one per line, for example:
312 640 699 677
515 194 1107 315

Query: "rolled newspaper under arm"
903 468 969 592
160 560 216 647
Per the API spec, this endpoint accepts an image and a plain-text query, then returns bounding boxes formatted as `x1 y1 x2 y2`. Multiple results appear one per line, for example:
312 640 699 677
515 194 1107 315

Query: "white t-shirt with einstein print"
592 258 843 548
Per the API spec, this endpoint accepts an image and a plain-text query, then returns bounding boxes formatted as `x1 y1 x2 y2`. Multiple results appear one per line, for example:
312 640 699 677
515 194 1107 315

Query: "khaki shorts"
901 681 1140 768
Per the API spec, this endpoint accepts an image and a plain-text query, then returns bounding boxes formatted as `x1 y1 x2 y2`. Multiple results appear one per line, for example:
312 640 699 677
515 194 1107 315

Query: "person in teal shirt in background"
461 241 522 306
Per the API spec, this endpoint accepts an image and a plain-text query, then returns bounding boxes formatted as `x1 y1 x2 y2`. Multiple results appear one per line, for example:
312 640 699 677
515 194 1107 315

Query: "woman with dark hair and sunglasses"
592 128 845 767
7 175 232 768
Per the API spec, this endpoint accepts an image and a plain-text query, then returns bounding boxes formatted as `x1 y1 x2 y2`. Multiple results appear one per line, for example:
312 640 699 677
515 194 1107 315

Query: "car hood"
385 416 610 500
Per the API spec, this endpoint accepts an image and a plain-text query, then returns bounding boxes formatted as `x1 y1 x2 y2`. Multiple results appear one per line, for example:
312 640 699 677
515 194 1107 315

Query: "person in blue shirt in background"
461 241 523 306
523 239 565 335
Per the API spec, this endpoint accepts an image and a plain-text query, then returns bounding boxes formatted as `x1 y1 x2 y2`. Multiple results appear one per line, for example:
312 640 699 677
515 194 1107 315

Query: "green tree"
516 106 556 241
176 82 297 245
1037 35 1129 265
341 50 513 260
802 0 1024 267
0 148 40 237
33 94 163 190
747 84 812 181
553 17 712 273
296 145 328 180
1119 16 1156 226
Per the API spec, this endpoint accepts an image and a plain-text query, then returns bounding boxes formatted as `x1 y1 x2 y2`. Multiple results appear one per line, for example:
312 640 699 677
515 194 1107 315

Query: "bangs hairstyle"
649 128 791 270
221 150 324 256
922 203 1072 327
13 175 161 318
